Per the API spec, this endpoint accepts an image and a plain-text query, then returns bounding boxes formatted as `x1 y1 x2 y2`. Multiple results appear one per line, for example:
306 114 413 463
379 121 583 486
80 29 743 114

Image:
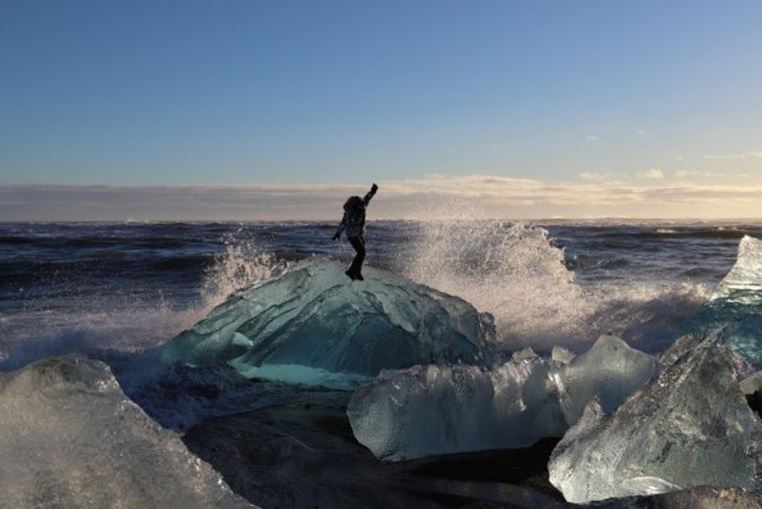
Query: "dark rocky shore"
182 391 569 509
181 391 761 509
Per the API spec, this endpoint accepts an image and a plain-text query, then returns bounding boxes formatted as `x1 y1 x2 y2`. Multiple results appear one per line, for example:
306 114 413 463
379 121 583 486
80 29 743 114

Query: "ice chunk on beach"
683 235 762 365
347 353 565 461
0 356 254 509
348 335 655 461
141 260 495 388
548 330 762 503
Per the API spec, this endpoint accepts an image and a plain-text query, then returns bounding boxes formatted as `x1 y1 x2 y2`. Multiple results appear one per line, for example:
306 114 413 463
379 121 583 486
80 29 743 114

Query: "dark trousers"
348 235 366 276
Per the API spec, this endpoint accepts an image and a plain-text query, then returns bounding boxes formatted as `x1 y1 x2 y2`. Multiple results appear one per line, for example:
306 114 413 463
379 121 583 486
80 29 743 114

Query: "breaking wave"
404 218 708 353
0 235 286 369
0 220 730 373
199 233 289 308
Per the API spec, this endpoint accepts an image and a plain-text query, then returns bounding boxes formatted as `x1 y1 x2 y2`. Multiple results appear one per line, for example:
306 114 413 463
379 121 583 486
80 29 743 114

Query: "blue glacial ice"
681 235 762 365
347 335 655 460
0 356 255 509
138 260 496 388
548 330 762 503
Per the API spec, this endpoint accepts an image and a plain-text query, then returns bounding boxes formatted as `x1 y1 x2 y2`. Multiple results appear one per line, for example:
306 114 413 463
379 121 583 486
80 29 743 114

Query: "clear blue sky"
1 0 761 219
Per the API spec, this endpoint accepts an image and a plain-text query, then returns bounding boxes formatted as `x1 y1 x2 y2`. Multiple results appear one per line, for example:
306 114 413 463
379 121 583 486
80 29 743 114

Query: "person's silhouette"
332 183 379 280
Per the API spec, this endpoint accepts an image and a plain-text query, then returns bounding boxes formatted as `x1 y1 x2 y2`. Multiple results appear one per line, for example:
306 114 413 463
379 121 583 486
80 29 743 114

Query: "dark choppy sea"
2 219 761 367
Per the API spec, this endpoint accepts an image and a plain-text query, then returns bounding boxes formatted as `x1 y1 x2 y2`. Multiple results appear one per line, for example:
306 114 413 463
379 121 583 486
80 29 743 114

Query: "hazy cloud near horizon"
2 175 761 221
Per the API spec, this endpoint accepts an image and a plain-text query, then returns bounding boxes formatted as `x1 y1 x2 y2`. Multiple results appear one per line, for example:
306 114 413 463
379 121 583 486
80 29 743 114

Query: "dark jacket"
335 186 377 239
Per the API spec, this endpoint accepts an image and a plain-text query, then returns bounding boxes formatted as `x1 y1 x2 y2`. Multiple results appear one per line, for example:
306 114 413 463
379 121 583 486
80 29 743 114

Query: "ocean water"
1 219 760 369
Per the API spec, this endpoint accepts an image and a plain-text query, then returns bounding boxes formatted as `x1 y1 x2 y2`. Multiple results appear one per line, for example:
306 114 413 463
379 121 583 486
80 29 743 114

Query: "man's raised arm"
363 183 379 205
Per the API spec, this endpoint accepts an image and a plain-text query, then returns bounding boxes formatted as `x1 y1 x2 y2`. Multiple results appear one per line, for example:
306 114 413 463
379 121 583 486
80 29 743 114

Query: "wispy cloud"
704 152 762 160
637 168 664 179
3 175 762 220
578 171 612 181
585 135 599 142
675 170 749 178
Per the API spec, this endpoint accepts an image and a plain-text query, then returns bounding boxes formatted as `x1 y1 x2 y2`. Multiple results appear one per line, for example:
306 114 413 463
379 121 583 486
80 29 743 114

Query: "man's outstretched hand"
371 183 379 194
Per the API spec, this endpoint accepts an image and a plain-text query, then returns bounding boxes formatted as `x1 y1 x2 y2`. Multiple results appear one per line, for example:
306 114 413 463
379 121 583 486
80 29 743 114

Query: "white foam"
404 216 708 352
0 236 286 369
200 233 289 308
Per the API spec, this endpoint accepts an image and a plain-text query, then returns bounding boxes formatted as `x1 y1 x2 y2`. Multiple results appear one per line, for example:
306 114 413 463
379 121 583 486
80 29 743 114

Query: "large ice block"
348 335 655 461
347 352 564 461
0 356 254 509
140 260 495 388
548 330 762 503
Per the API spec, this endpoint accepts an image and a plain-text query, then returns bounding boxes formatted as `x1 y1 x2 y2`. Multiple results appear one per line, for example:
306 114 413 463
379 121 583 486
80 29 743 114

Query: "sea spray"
199 232 288 309
405 220 586 345
0 232 286 369
0 221 731 432
0 221 713 370
404 215 708 352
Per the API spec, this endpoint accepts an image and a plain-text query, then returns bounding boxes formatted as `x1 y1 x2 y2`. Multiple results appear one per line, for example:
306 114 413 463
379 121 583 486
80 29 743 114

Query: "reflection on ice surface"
231 363 371 390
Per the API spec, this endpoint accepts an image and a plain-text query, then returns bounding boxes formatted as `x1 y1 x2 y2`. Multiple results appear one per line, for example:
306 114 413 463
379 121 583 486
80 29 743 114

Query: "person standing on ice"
332 183 379 281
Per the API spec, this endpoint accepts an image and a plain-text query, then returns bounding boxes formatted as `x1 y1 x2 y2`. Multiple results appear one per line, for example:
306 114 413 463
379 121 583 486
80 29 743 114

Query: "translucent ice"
712 235 762 305
0 356 254 509
683 235 762 365
140 260 495 388
548 330 762 503
347 352 564 461
554 335 656 424
348 335 655 461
